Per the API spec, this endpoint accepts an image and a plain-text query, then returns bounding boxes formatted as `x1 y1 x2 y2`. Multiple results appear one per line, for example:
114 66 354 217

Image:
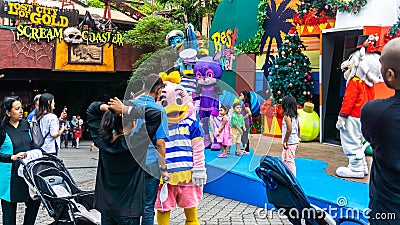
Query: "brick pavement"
0 141 291 225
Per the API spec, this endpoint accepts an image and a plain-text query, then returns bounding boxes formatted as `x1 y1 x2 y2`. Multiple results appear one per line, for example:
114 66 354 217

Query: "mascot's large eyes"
172 37 183 45
206 69 214 78
159 96 168 107
196 71 202 79
176 91 185 105
176 96 183 105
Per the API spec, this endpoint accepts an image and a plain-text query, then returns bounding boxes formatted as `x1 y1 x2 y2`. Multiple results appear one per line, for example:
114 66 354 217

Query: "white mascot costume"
336 34 382 178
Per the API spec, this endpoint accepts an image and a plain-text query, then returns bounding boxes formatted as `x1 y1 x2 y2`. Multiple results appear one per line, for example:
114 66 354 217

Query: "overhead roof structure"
35 0 137 25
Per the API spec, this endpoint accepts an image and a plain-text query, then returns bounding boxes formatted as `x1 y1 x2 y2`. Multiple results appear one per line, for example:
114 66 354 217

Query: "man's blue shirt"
132 94 168 164
26 108 37 121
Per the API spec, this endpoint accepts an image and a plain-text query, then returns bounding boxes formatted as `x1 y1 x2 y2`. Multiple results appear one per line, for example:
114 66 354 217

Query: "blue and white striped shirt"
165 118 202 173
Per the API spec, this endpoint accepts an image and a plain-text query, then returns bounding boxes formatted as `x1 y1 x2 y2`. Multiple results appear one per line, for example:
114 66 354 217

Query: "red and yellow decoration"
260 98 284 137
295 19 335 36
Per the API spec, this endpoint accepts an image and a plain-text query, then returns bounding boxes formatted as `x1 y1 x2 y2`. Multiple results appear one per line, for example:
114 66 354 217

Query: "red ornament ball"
289 83 293 88
275 65 279 69
277 91 282 95
288 63 293 66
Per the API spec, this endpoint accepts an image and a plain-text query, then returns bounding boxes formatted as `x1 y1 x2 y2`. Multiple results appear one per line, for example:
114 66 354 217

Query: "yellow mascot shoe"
157 210 171 225
184 207 199 225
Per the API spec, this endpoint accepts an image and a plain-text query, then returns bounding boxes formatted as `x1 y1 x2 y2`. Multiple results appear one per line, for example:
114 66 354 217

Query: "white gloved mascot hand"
336 116 347 131
192 167 207 187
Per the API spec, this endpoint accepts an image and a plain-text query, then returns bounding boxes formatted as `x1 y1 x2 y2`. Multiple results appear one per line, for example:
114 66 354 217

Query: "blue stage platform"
203 148 369 217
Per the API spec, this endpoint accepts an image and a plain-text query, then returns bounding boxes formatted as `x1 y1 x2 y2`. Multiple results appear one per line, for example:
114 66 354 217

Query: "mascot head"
194 56 223 86
341 34 382 87
179 48 197 78
166 30 185 53
159 81 194 123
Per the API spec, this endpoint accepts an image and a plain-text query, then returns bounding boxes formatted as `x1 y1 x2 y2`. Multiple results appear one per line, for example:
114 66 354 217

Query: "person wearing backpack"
0 96 41 225
34 93 66 155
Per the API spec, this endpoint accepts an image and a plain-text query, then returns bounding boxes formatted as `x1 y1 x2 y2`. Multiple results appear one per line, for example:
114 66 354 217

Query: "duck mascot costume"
155 80 206 225
336 34 382 178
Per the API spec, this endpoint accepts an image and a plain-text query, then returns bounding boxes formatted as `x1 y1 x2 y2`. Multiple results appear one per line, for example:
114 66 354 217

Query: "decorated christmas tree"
268 31 314 106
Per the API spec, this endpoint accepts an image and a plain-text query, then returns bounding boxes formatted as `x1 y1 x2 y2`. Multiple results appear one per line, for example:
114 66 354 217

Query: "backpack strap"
37 114 51 139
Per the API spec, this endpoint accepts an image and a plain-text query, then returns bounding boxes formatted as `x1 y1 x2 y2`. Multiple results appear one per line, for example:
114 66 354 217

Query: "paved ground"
0 140 292 225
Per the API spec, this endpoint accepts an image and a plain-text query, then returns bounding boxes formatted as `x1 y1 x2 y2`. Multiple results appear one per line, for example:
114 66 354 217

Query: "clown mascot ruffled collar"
336 34 382 179
155 81 206 225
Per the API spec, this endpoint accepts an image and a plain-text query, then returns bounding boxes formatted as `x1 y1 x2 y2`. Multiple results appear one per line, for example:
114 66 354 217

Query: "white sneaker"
336 167 365 179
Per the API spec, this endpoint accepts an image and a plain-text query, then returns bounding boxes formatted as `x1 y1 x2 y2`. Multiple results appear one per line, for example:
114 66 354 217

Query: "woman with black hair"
34 93 65 155
0 96 41 225
239 90 253 153
87 100 157 225
281 95 300 177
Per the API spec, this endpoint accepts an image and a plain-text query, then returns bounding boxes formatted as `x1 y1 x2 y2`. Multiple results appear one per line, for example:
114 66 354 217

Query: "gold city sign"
3 2 77 27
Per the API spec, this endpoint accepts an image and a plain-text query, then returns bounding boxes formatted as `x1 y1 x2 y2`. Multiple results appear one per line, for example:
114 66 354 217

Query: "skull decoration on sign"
63 27 83 44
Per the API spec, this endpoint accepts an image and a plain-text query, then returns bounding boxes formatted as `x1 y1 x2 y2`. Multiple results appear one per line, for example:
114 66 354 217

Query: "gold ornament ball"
298 103 320 141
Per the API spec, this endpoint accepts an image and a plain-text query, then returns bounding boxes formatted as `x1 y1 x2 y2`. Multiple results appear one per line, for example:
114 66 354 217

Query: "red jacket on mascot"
336 34 382 178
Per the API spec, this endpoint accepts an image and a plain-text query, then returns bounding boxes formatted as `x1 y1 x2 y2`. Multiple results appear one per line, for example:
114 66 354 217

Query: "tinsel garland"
294 0 368 26
327 0 368 14
384 17 400 43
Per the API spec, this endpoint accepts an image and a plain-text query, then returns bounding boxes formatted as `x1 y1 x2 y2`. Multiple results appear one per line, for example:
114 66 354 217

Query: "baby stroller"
19 152 100 225
255 156 368 225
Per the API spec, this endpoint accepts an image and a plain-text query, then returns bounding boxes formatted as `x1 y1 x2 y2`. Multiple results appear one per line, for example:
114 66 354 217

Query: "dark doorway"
321 29 363 145
0 69 130 139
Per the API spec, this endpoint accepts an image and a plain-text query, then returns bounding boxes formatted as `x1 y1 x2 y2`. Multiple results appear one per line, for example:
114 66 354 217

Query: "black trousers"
1 198 41 225
241 124 250 152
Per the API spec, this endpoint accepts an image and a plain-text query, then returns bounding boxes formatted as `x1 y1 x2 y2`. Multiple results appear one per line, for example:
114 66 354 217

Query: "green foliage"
388 18 400 37
269 34 313 106
326 0 367 14
250 120 262 134
123 15 184 51
86 0 104 8
235 0 268 54
125 15 183 83
296 0 367 18
155 0 222 27
129 49 177 83
296 0 335 19
138 2 164 15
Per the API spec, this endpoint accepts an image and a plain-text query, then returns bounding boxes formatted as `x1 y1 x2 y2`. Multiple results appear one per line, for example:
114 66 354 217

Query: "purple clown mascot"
194 56 223 149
